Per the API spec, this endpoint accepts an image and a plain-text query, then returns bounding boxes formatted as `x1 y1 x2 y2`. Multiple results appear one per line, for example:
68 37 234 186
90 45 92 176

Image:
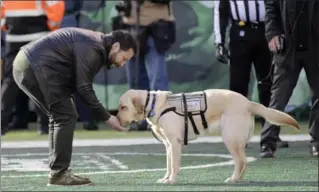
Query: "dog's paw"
224 177 239 183
156 178 167 183
162 178 176 184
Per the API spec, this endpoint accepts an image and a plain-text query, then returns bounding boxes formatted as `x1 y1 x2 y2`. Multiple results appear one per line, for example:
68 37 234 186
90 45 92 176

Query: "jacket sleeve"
265 0 283 42
42 0 65 31
213 0 230 45
75 45 111 121
1 1 6 31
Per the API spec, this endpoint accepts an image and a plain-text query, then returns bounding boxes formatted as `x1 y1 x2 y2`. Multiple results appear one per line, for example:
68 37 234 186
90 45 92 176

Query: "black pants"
229 23 272 126
12 50 77 173
261 51 319 150
1 50 48 132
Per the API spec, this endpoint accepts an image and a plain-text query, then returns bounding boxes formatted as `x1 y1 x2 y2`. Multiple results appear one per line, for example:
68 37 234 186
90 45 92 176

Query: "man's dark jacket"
21 27 113 121
265 0 319 69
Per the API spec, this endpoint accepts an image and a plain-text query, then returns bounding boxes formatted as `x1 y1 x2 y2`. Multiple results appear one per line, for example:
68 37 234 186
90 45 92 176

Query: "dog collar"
144 92 156 118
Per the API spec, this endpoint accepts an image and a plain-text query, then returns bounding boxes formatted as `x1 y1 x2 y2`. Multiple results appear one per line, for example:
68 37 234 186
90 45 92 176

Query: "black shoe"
1 127 8 136
260 145 275 158
83 122 99 131
277 139 289 148
38 126 49 135
310 146 319 157
48 169 92 186
8 122 28 130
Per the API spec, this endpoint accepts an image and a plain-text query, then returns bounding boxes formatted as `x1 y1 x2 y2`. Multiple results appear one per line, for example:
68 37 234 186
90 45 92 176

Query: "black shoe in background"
260 145 275 158
277 137 289 148
39 127 49 135
310 146 319 157
83 121 99 131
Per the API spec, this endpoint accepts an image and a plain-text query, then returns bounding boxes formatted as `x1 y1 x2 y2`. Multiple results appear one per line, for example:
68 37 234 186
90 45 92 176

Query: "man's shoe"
310 146 319 157
277 138 289 148
47 169 92 186
260 145 275 158
83 121 99 131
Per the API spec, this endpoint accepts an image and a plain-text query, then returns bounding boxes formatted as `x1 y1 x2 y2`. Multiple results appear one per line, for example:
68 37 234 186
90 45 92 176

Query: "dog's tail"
249 102 300 131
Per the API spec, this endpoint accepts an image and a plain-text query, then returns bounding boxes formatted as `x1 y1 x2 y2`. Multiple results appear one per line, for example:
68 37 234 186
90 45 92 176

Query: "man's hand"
216 44 229 64
268 36 281 53
105 115 126 132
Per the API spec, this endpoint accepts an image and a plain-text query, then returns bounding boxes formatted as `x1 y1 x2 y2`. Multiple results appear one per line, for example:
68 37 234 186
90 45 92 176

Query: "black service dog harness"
144 91 208 145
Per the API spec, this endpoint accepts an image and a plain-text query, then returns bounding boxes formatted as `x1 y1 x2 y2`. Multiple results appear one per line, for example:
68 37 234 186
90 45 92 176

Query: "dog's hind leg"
238 116 254 180
221 113 252 183
162 137 182 184
238 145 248 180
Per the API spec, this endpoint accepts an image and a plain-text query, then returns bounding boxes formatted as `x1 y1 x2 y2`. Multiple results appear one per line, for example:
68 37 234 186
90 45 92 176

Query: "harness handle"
182 93 188 145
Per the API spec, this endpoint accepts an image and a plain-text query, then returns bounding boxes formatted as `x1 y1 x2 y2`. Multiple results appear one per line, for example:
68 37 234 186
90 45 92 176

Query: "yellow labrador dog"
117 89 299 184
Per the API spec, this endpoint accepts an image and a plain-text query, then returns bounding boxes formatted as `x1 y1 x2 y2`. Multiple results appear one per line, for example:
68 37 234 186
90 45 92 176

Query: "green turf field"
1 134 318 191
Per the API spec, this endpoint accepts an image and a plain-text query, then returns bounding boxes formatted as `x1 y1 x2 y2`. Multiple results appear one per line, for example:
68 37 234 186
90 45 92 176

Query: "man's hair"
111 30 139 55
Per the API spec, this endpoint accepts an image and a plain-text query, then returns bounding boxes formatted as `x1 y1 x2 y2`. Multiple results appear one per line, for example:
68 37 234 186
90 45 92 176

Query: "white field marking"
1 134 310 149
97 153 128 170
82 155 110 171
0 152 257 178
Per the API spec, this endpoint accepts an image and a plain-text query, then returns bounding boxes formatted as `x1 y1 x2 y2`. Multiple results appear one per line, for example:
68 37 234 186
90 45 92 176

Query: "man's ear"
132 96 144 114
111 42 120 53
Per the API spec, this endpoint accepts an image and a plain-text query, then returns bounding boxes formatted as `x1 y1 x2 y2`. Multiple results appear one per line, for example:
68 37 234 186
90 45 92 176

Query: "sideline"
1 134 310 149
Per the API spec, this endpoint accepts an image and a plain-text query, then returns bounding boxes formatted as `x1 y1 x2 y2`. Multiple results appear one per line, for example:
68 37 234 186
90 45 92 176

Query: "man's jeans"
125 37 169 91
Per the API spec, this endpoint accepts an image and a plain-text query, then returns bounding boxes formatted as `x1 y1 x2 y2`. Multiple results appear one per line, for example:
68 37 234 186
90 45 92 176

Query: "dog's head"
116 89 147 126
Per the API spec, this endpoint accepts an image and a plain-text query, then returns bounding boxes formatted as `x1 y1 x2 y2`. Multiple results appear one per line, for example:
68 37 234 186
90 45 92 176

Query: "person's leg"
35 105 49 135
48 97 77 173
252 34 289 148
260 61 302 158
302 52 319 156
228 30 253 99
144 37 169 91
125 50 150 131
252 35 272 126
12 50 91 185
125 53 150 90
1 52 21 135
9 89 30 130
74 94 99 131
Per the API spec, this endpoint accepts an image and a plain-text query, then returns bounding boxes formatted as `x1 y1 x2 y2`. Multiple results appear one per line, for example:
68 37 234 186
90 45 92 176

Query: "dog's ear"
132 96 144 114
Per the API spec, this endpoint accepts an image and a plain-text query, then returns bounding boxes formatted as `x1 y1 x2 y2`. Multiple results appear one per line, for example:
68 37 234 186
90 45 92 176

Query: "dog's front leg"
157 140 172 183
162 139 182 184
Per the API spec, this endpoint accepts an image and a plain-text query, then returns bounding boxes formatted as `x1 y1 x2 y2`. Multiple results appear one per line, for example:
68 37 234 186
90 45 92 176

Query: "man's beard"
109 52 120 68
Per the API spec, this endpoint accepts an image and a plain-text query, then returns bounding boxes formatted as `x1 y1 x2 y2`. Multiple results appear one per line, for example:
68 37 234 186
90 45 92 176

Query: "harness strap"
200 112 208 129
182 93 188 145
188 113 200 135
159 107 176 117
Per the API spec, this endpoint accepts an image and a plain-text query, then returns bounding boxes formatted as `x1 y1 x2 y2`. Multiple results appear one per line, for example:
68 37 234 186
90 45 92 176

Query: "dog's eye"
120 106 127 110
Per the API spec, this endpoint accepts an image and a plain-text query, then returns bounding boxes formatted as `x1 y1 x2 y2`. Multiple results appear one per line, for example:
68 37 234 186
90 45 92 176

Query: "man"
261 0 319 158
0 0 65 135
213 0 288 147
12 28 137 185
113 0 175 131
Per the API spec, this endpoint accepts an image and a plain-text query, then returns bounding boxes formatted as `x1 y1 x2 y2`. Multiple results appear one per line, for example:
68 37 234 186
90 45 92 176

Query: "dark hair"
111 30 139 55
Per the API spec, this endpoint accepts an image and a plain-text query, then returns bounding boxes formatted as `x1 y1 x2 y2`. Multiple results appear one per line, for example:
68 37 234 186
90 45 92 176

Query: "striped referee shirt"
214 0 266 44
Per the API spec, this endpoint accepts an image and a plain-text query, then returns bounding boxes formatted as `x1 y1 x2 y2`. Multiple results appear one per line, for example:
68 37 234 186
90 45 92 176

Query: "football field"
1 134 318 191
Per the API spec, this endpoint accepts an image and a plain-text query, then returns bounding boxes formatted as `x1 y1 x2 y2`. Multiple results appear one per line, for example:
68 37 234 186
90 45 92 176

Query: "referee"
213 0 288 147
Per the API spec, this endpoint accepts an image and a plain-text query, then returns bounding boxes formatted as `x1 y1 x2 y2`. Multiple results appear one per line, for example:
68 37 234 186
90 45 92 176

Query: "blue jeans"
125 37 169 91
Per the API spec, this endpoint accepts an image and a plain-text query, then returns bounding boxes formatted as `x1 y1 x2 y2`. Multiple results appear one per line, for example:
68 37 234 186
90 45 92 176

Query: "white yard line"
1 134 310 149
1 153 257 178
97 153 128 170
